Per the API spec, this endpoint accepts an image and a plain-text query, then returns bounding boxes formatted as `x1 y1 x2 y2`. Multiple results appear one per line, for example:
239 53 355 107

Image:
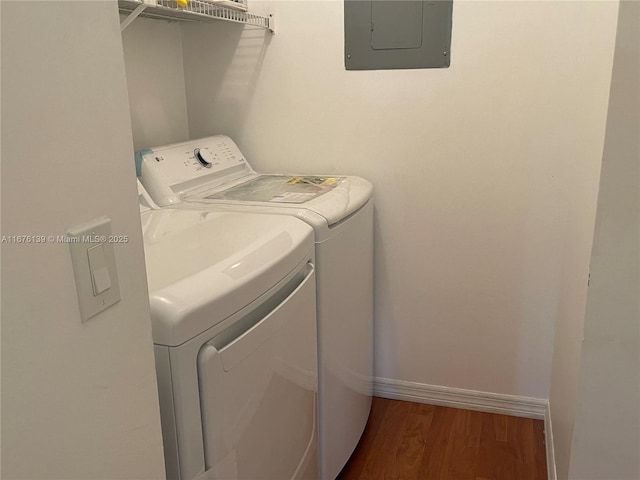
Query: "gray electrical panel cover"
344 0 453 70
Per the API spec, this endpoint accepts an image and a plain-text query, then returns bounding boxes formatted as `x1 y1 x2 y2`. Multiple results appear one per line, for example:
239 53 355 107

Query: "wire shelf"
119 0 273 32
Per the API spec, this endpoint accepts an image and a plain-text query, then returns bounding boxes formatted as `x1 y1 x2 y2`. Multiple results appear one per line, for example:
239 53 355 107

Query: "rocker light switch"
68 218 121 322
87 244 111 295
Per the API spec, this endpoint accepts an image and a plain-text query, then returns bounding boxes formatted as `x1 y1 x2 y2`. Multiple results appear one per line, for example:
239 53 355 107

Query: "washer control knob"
194 148 213 168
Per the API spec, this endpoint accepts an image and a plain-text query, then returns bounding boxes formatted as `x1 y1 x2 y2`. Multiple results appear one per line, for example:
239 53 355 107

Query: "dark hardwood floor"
337 397 547 480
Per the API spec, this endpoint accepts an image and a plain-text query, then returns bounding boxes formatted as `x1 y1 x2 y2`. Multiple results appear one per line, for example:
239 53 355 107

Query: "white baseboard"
373 377 556 479
544 402 558 480
373 377 547 418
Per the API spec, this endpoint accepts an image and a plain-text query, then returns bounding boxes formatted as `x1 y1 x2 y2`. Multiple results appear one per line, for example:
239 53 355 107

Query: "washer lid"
142 208 313 346
201 174 373 226
205 175 345 203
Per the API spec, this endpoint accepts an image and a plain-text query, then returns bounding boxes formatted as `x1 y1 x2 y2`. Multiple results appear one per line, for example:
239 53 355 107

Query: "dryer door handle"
205 262 315 371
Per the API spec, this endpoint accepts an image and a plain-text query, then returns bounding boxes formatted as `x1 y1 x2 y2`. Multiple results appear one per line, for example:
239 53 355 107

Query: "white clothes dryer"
137 136 374 480
138 184 318 480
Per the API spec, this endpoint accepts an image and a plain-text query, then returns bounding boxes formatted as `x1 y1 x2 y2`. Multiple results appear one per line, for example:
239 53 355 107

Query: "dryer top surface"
141 207 313 346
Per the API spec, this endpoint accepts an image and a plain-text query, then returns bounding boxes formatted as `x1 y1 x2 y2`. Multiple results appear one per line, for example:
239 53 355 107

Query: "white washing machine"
138 184 319 480
137 136 374 480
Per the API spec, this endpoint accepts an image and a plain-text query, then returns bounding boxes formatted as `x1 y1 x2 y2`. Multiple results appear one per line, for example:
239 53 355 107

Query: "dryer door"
197 263 318 480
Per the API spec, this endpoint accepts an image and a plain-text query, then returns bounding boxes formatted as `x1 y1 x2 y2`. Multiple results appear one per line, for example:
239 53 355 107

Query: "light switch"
87 244 112 295
68 218 121 322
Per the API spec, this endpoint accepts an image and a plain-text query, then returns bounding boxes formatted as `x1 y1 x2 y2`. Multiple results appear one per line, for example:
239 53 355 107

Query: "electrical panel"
344 0 453 70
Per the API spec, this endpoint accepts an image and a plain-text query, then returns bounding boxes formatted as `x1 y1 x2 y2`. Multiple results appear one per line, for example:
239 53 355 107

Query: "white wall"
0 2 4 475
1 2 166 478
177 0 618 400
567 2 640 478
120 0 619 412
121 16 190 151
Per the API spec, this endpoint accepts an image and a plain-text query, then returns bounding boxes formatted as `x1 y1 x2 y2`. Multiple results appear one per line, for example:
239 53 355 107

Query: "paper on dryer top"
205 175 345 204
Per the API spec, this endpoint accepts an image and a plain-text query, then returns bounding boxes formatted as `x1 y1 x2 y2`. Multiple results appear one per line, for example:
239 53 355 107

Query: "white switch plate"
68 217 121 322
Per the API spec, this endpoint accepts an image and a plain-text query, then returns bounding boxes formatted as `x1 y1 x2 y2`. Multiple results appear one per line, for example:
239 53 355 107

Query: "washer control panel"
139 135 254 206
